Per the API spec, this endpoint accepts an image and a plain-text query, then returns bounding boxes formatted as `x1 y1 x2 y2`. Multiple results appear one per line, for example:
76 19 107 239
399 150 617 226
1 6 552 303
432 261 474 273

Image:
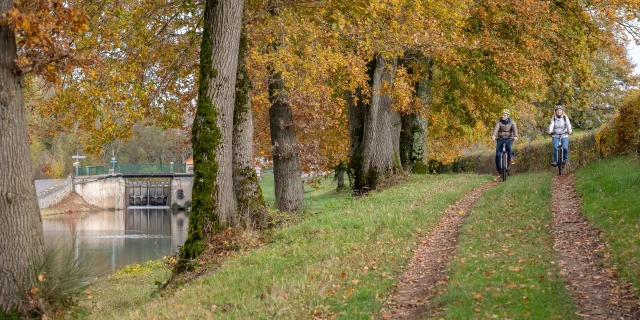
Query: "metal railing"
115 163 187 174
75 164 188 176
75 166 107 176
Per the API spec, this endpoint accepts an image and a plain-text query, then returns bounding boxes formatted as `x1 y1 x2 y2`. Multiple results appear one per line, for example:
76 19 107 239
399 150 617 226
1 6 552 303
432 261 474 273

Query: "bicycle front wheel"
502 151 508 181
558 147 563 175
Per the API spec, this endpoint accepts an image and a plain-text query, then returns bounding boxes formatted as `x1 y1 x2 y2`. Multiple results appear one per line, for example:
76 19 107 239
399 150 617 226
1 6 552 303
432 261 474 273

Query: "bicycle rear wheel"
557 147 563 175
502 151 508 181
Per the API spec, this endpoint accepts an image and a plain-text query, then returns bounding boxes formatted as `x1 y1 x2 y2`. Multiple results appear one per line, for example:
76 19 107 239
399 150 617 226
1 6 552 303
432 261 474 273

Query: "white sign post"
72 155 85 176
110 157 117 174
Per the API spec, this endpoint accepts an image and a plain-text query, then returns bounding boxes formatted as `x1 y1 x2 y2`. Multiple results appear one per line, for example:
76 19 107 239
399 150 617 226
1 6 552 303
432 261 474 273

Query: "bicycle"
552 133 572 175
499 140 510 182
556 138 565 175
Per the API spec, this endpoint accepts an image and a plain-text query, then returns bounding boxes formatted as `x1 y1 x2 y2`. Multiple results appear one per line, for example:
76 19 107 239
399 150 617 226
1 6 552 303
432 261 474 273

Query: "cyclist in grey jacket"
548 105 573 166
492 109 518 178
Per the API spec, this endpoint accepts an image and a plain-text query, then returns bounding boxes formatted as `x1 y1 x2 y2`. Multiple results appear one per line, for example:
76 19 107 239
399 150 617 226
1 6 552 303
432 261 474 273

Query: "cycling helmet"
555 105 563 110
501 109 510 116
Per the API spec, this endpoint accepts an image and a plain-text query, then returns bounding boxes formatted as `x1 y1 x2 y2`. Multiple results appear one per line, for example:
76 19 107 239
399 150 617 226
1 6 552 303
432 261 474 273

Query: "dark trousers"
495 139 514 171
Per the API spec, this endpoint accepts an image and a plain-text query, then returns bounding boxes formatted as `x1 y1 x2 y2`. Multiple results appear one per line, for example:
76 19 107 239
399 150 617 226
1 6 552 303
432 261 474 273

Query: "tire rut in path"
381 180 498 319
551 174 640 319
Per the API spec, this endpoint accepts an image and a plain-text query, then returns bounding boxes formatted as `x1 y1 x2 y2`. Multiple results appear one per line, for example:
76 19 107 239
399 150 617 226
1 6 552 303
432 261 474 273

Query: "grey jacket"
548 115 572 138
492 119 518 140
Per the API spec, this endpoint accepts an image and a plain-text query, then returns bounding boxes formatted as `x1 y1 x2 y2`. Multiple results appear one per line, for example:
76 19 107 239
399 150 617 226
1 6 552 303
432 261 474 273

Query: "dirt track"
381 180 498 319
550 174 640 319
382 173 640 319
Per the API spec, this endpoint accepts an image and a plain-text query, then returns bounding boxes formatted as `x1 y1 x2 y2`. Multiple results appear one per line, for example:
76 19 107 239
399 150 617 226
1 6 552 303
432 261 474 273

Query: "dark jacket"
492 118 518 140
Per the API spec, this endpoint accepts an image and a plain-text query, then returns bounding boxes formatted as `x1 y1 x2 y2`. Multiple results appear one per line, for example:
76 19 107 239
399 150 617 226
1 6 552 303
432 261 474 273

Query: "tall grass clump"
18 245 93 319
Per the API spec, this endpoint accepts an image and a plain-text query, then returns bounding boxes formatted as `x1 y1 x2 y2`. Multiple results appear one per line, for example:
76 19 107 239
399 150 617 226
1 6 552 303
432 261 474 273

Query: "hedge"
457 93 640 175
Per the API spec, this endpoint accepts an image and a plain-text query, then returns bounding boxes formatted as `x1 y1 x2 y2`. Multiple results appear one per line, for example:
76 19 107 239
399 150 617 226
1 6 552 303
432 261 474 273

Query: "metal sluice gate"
126 180 170 207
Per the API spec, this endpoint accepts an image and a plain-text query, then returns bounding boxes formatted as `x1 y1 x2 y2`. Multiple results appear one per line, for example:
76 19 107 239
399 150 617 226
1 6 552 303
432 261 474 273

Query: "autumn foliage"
1 0 90 80
13 0 640 177
614 93 640 155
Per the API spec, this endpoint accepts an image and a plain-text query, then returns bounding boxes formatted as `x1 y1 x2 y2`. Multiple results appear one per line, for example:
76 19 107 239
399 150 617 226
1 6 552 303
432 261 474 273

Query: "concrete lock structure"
72 174 193 210
126 181 170 206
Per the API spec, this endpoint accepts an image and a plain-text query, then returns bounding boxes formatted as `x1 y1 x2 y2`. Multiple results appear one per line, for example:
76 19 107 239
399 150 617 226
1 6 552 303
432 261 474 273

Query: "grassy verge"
75 174 341 318
575 156 640 290
260 173 340 213
77 174 488 319
74 261 170 319
432 172 579 319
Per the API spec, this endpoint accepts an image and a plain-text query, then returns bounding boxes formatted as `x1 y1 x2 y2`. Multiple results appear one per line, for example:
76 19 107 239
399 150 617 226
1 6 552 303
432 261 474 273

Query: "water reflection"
42 209 189 277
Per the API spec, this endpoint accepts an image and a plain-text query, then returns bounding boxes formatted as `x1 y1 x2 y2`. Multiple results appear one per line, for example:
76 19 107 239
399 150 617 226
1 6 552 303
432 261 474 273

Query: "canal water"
42 209 189 277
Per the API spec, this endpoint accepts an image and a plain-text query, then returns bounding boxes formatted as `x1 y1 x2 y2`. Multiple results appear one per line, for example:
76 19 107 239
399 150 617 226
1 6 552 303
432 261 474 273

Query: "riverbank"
73 173 489 319
41 192 98 217
70 157 640 318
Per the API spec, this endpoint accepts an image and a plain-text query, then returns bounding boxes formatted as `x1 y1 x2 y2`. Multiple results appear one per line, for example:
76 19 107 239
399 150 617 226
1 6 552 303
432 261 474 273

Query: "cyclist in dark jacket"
492 109 518 178
548 105 573 166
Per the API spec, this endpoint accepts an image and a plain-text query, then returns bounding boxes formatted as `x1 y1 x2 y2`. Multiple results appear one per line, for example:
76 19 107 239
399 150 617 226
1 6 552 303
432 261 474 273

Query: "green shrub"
615 93 640 155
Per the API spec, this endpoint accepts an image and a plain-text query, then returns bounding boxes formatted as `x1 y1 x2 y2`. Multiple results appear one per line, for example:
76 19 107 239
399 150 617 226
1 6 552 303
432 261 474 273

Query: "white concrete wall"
74 176 126 209
38 176 73 209
170 175 193 209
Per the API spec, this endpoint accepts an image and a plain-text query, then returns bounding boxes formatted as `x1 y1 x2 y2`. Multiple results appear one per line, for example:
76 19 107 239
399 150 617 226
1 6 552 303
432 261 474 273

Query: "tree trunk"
351 54 398 190
334 162 347 191
269 72 304 213
346 89 364 187
400 113 429 172
181 0 243 259
400 57 433 173
346 90 364 159
232 30 268 229
1 0 45 311
391 111 402 171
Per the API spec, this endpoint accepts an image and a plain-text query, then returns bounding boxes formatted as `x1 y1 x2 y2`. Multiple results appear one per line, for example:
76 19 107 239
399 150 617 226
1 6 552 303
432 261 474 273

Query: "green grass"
575 156 640 290
260 173 340 213
77 173 489 319
432 172 579 319
75 261 169 318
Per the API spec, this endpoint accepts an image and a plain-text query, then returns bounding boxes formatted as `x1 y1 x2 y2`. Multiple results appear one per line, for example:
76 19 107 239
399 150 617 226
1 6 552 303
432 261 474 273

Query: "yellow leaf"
344 288 354 298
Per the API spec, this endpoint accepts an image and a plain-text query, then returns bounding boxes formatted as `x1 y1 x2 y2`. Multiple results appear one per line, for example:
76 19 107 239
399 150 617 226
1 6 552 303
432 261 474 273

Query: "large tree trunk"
400 113 429 172
269 72 304 213
351 54 398 190
181 0 243 259
346 89 365 157
400 57 433 173
391 111 402 171
334 162 347 191
346 89 365 187
232 30 268 229
1 0 44 311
